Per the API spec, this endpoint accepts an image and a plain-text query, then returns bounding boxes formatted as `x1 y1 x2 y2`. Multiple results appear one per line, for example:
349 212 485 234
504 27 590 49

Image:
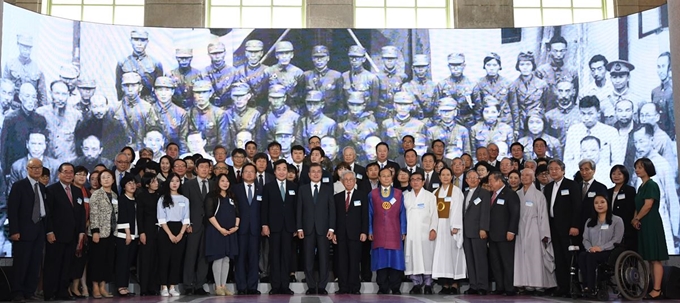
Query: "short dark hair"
42 167 51 177
366 162 379 171
213 145 227 154
588 54 608 68
310 146 325 158
410 170 424 180
421 152 435 162
404 148 417 158
58 162 74 173
74 165 88 175
634 123 655 138
267 141 282 150
245 140 257 149
195 158 212 168
431 139 444 148
308 136 321 143
309 162 322 170
579 95 601 111
609 165 630 185
488 170 504 182
376 142 389 151
547 35 568 47
533 137 547 148
141 172 157 189
253 152 269 163
510 142 524 151
120 146 136 163
273 159 288 170
231 148 246 157
402 135 415 142
165 142 179 150
291 145 306 154
634 157 656 177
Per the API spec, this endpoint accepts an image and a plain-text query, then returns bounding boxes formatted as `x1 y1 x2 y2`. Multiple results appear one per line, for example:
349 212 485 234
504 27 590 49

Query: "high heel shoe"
645 288 663 300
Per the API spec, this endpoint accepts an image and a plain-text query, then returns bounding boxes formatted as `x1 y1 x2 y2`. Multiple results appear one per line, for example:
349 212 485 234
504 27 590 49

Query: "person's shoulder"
611 215 624 225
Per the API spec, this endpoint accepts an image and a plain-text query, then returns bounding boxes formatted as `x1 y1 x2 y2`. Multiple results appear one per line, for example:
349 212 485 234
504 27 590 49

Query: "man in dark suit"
544 159 582 297
265 142 283 175
462 170 490 295
252 152 274 282
260 160 296 295
487 143 501 169
181 158 214 295
333 171 368 294
421 153 441 192
8 158 48 302
451 158 469 191
253 152 275 188
341 146 371 193
577 159 608 228
487 171 520 296
369 142 400 184
43 163 85 301
112 152 133 196
402 149 424 176
290 145 306 182
234 163 262 295
297 163 336 295
299 147 332 185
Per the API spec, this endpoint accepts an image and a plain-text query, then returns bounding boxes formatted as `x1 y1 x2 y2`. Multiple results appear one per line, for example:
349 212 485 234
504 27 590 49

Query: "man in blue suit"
234 163 262 295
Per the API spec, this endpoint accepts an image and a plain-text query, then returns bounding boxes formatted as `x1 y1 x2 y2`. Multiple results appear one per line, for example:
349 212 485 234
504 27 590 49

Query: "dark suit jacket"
299 167 332 186
234 182 262 236
368 160 401 183
544 177 582 237
608 185 637 246
334 189 369 241
45 182 85 244
255 172 275 188
489 186 520 242
463 187 491 239
112 171 133 197
423 171 441 192
8 178 48 241
182 177 215 232
350 163 372 194
261 180 297 233
580 180 608 227
452 173 469 192
296 182 336 236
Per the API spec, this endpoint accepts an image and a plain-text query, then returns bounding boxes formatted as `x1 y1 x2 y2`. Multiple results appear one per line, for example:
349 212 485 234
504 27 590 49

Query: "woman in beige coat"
88 169 118 299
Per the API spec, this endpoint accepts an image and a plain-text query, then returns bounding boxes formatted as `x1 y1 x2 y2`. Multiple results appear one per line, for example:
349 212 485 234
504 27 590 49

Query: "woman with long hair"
157 155 173 183
88 169 117 298
69 166 90 298
204 174 240 296
156 173 190 297
137 173 161 296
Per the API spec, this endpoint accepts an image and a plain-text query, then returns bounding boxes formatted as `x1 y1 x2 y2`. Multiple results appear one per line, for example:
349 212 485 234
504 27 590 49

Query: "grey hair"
548 159 565 171
578 158 596 171
525 159 537 167
341 170 356 180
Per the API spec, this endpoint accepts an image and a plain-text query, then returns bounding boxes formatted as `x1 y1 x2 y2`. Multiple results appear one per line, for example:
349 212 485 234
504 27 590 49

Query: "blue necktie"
280 181 285 201
313 184 319 204
118 172 123 193
247 184 253 205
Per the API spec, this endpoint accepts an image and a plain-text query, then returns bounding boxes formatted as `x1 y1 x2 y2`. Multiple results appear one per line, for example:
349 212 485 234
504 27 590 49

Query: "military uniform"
113 73 159 151
36 104 82 163
296 90 337 146
258 85 300 147
115 30 164 103
376 46 407 122
534 62 579 113
225 82 261 151
60 64 81 103
651 79 674 140
545 104 580 146
3 34 47 107
265 41 305 114
469 120 514 151
472 53 517 129
401 54 436 119
187 80 229 154
236 40 270 112
342 46 380 118
380 92 426 158
170 48 202 109
426 97 472 158
303 45 344 120
73 78 96 121
433 53 477 129
518 134 563 160
509 74 548 132
605 60 646 124
337 91 378 150
203 42 240 109
153 77 189 154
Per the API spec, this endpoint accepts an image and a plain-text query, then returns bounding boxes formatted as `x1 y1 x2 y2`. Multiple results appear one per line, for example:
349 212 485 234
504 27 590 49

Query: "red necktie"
66 186 73 206
491 191 497 205
345 191 351 212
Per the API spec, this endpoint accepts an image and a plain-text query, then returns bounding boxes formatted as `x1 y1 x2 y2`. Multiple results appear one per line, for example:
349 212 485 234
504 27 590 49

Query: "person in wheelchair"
579 194 624 297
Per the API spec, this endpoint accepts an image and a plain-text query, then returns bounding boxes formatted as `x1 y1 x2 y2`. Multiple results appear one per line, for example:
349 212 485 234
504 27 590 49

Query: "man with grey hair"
523 159 537 172
577 158 608 228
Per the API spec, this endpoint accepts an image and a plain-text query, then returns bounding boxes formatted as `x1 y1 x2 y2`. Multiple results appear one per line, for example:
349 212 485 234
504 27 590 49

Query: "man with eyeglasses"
115 30 163 103
112 152 133 196
535 35 579 112
169 48 201 109
434 53 476 129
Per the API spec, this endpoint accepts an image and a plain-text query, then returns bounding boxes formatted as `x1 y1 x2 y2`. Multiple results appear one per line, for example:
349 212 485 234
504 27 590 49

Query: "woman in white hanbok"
514 168 557 294
431 167 467 294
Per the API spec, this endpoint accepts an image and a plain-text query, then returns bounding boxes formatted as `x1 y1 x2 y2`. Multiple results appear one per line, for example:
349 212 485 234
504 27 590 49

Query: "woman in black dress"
115 175 139 296
607 165 637 251
136 173 160 296
205 174 240 296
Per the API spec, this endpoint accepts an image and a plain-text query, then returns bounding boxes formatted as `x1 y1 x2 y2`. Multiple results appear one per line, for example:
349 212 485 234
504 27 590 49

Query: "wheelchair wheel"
614 250 649 301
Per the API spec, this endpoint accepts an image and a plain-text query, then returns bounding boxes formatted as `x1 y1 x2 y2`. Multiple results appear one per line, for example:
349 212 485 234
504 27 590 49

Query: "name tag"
390 197 396 204
256 195 262 201
179 202 186 207
473 197 481 205
229 199 234 206
322 177 330 183
587 192 595 198
288 190 296 195
561 189 569 196
417 203 425 209
353 200 361 206
84 197 90 203
525 201 533 207
601 224 609 230
497 199 505 205
444 197 452 202
77 198 83 205
356 174 363 180
618 194 625 199
432 183 440 188
111 198 118 205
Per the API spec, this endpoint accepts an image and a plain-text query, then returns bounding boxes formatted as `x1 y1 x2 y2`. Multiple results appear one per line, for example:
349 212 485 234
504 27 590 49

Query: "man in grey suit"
296 163 336 295
181 158 214 295
462 170 491 295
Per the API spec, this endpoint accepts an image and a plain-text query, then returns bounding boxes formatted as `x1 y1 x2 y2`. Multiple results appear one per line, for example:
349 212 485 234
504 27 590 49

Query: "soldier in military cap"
113 72 159 151
258 84 300 147
72 77 96 119
545 75 580 146
236 40 270 113
303 45 343 120
434 53 477 129
337 91 379 151
381 91 426 159
202 41 240 109
170 48 202 109
534 35 579 112
376 46 407 124
651 52 674 139
3 34 48 107
472 52 518 130
115 30 164 103
265 41 305 114
225 82 261 151
606 59 645 120
509 51 548 132
152 76 189 154
296 90 337 147
402 54 436 120
470 95 515 150
187 79 229 155
59 64 80 95
342 45 380 120
275 122 296 161
427 97 471 159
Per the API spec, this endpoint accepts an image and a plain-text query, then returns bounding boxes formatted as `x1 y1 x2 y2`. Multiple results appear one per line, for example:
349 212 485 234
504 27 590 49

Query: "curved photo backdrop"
0 3 677 256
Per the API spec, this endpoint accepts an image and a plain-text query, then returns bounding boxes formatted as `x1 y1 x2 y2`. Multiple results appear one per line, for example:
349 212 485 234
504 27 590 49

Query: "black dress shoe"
336 290 347 295
193 288 209 295
280 289 294 295
11 294 24 302
268 289 278 295
351 290 361 295
392 290 402 295
450 287 459 295
424 286 433 295
237 291 247 295
184 288 194 296
477 289 488 295
247 289 261 295
305 289 317 295
260 276 270 283
57 295 76 301
464 288 478 295
505 291 517 296
318 289 328 295
439 287 450 295
289 275 297 282
409 285 422 294
490 290 504 295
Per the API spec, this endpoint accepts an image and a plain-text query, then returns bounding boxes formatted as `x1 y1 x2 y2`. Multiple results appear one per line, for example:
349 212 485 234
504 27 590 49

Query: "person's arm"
157 197 174 238
327 190 336 235
582 221 593 251
296 189 304 239
400 195 407 240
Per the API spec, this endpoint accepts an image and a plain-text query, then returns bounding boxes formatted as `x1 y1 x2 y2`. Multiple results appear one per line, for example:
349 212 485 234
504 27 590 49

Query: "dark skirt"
205 198 238 262
69 239 88 279
88 236 114 282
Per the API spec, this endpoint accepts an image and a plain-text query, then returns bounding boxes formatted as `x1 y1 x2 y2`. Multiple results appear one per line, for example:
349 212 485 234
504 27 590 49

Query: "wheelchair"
570 243 650 301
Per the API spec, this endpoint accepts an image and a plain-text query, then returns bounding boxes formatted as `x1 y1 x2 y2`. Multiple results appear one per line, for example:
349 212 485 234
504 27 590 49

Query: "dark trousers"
578 251 611 290
463 237 489 291
360 240 372 281
303 232 330 290
137 230 159 293
376 268 402 293
236 233 260 291
88 236 114 282
489 240 515 292
11 234 45 298
269 231 292 290
114 238 139 288
291 238 302 273
43 240 76 298
158 222 186 285
550 223 572 292
336 238 362 292
183 227 207 288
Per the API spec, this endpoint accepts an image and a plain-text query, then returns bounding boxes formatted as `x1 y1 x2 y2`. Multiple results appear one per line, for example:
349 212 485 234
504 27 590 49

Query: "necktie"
409 168 414 174
297 165 301 178
380 163 385 169
259 174 264 186
313 184 319 204
345 191 351 212
236 170 241 182
247 184 253 205
66 185 73 206
32 182 40 223
425 173 430 188
118 172 124 193
280 181 285 201
202 180 208 197
491 191 497 205
454 177 460 188
582 181 588 199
